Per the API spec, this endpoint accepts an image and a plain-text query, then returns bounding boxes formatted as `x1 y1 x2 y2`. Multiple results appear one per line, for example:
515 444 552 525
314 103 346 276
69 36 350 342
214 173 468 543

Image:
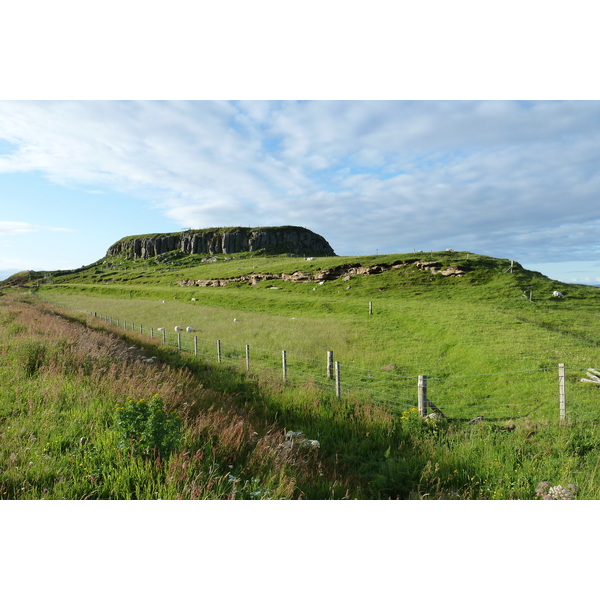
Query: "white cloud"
0 221 40 235
0 100 600 266
0 221 75 236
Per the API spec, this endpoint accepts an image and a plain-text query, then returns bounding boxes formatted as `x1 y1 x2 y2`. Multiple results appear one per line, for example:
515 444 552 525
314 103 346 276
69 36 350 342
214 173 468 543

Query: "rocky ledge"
177 259 469 287
106 226 336 260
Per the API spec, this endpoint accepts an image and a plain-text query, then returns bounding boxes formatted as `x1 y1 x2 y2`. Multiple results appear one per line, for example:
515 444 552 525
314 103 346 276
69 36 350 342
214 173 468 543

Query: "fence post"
139 325 143 334
177 333 181 350
194 336 198 356
418 375 428 417
335 361 341 398
162 329 166 344
246 345 250 371
558 363 566 423
327 351 334 380
369 301 373 315
217 340 222 363
282 350 287 382
150 327 154 338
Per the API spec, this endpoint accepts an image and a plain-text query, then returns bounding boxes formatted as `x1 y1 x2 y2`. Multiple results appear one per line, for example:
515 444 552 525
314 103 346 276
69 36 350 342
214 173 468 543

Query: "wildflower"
536 481 578 500
548 485 577 500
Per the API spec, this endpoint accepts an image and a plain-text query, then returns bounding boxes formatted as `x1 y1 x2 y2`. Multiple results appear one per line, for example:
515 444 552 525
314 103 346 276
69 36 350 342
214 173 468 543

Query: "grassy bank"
2 292 600 499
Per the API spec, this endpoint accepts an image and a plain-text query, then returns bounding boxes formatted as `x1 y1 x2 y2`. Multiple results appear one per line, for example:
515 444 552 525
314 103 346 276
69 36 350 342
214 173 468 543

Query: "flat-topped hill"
106 226 336 260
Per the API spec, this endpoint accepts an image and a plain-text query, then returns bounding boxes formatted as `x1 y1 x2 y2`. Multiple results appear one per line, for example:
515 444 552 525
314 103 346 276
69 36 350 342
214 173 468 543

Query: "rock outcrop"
106 226 336 260
177 259 470 288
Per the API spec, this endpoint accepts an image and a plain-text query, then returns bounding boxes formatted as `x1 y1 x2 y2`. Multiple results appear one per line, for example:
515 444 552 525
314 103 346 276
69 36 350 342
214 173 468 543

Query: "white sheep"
552 291 564 299
162 300 167 304
174 326 183 331
157 327 165 331
186 326 194 332
191 298 197 302
233 318 238 322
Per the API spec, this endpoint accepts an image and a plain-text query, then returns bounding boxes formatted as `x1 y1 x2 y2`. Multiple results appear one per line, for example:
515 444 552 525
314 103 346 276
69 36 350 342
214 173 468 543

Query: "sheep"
191 298 197 302
186 326 194 332
174 326 183 331
233 318 238 322
157 327 165 331
162 300 167 304
552 291 564 299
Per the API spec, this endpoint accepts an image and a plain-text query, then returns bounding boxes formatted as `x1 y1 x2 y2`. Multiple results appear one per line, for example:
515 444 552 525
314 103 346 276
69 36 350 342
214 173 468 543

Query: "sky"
3 0 600 590
1 99 599 284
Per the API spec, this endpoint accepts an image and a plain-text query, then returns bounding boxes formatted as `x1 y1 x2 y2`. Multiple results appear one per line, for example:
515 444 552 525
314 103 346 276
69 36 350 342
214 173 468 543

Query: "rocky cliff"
106 226 336 260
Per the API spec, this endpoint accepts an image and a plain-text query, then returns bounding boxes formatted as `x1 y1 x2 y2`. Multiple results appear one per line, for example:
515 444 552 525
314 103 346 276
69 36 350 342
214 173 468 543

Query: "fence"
50 303 600 423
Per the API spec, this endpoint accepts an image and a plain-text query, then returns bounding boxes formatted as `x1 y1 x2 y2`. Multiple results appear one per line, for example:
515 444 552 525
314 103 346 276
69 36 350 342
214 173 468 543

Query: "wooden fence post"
194 336 198 356
177 333 181 350
327 351 334 380
418 375 428 417
335 361 341 398
162 329 166 344
282 350 287 382
369 301 373 315
559 363 566 423
217 340 222 363
246 345 250 371
150 327 154 338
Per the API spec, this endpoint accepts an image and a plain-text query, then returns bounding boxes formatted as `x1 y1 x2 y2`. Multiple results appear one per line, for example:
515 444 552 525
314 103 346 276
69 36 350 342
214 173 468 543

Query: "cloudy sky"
1 99 599 283
1 2 599 285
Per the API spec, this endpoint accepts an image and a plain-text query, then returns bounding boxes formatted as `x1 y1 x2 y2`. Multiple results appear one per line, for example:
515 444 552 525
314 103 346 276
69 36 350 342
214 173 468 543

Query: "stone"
106 226 336 260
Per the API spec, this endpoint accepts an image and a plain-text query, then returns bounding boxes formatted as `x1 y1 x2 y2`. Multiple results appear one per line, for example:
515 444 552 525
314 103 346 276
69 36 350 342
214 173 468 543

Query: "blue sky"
3 0 600 586
1 100 599 284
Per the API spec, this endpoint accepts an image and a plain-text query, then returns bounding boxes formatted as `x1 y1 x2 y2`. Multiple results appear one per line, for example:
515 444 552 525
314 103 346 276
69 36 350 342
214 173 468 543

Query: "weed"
115 395 182 459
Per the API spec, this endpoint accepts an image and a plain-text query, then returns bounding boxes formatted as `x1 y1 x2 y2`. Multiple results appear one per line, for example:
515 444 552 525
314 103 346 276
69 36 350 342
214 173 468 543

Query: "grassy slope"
3 249 600 499
32 250 600 420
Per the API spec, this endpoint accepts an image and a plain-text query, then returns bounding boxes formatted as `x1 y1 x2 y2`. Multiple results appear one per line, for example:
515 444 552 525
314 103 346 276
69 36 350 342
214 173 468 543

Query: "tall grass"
3 294 600 499
0 297 351 499
36 288 600 423
6 249 600 499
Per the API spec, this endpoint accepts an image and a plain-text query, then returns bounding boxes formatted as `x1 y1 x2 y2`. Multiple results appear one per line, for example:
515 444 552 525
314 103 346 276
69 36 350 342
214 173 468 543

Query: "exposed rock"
106 226 336 260
177 259 470 288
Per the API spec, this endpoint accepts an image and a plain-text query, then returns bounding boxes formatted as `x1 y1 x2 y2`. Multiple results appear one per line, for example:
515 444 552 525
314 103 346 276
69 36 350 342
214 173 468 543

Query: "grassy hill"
2 248 600 499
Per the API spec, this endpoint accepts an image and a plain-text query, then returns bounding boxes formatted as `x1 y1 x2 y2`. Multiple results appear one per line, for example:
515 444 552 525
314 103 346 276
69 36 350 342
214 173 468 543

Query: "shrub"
115 395 182 459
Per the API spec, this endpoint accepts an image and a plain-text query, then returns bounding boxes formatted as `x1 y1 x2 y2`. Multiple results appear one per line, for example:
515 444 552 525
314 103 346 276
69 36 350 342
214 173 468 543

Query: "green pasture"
33 250 600 423
4 241 600 500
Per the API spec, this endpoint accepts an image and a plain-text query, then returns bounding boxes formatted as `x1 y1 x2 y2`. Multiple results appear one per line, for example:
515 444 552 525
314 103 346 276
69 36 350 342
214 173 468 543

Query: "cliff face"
106 226 336 259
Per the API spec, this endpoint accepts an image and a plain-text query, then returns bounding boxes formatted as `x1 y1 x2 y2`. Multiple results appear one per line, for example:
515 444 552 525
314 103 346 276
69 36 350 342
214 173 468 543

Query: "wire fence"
50 302 600 423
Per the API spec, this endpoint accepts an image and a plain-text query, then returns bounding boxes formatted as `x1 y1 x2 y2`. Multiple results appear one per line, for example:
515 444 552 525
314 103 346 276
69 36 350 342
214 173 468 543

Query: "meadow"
2 249 600 499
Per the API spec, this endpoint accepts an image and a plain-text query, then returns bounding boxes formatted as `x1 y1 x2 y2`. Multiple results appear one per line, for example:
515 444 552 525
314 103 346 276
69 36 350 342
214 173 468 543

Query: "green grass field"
33 250 600 422
2 248 600 499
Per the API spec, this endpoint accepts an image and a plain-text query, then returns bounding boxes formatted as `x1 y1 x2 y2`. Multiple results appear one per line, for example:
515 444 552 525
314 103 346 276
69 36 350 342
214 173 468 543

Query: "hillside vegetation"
2 248 600 499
